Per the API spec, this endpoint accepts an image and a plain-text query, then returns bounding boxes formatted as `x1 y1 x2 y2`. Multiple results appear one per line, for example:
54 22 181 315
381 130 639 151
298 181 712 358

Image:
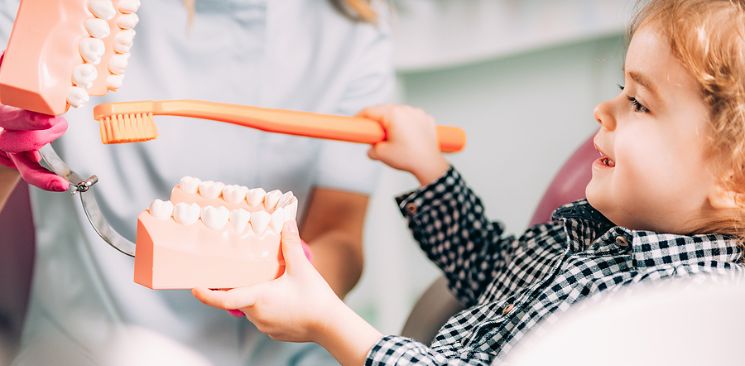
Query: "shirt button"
502 304 514 315
615 236 629 246
405 203 418 215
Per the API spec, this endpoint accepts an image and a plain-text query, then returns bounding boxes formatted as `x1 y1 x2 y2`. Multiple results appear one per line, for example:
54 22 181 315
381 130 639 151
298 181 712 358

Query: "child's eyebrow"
627 70 659 98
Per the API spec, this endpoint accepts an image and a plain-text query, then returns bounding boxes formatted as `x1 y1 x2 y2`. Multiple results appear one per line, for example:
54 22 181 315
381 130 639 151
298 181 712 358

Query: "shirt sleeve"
313 4 394 194
396 166 519 306
365 335 492 366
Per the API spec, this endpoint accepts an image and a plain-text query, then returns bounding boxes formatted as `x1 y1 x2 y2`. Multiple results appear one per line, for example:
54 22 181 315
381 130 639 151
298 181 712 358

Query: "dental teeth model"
0 0 142 115
134 177 299 289
71 0 140 107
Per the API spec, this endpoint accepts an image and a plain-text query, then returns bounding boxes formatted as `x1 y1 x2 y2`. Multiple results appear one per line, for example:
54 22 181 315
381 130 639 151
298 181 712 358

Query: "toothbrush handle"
157 100 467 153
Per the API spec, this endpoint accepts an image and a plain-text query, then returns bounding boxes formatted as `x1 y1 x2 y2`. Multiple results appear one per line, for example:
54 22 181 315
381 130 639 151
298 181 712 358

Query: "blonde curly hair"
630 0 745 246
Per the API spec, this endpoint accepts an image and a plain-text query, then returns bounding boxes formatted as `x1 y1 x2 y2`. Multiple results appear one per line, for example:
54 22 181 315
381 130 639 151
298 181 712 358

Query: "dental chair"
503 273 745 366
400 135 596 343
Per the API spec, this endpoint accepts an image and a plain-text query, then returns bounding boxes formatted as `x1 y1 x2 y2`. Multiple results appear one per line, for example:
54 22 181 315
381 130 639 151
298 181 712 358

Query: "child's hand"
360 104 449 186
192 221 343 343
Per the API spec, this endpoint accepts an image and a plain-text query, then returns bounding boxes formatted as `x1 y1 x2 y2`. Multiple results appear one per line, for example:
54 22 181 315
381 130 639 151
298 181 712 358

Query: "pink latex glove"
0 53 69 192
227 239 312 318
0 105 69 191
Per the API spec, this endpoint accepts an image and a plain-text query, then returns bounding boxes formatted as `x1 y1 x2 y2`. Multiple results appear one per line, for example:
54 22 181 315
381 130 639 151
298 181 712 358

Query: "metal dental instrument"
38 144 136 257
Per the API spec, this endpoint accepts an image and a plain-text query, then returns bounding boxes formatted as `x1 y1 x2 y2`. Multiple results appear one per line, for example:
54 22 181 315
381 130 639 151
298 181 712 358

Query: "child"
193 0 745 364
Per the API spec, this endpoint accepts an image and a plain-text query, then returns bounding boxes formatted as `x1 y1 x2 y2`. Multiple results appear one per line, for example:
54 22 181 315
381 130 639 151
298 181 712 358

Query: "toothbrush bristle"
98 113 158 144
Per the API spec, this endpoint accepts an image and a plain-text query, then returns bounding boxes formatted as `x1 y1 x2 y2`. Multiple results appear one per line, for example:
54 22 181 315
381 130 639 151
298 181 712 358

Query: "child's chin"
584 181 605 208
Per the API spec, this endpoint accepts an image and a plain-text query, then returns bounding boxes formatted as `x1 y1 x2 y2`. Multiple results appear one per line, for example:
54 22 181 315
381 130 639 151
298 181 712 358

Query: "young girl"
193 0 745 364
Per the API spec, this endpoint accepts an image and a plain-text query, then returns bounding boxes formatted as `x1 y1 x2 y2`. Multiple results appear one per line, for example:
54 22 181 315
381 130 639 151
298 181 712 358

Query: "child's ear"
708 181 740 210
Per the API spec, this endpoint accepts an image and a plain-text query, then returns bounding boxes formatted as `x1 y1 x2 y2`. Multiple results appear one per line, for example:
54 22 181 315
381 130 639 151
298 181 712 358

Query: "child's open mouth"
593 143 616 168
599 155 615 167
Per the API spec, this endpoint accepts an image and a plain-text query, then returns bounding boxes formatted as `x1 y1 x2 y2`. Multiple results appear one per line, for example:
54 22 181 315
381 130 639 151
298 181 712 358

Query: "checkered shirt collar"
552 200 743 268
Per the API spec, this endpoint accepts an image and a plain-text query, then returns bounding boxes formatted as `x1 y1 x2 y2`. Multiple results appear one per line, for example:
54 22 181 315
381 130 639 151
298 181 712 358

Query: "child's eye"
618 84 650 113
626 96 650 113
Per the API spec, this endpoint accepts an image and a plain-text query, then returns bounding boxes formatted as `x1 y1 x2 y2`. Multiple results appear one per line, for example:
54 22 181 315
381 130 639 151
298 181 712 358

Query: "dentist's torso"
0 0 391 364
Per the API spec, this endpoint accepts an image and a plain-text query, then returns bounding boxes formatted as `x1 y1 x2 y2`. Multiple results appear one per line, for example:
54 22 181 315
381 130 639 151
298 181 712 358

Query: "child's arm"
362 105 518 306
193 221 500 366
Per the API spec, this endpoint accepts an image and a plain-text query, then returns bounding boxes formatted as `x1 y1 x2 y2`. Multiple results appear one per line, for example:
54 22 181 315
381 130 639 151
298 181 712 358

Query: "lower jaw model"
134 176 298 290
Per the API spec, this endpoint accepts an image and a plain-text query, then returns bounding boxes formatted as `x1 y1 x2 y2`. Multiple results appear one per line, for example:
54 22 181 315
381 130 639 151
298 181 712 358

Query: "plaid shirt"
365 167 744 365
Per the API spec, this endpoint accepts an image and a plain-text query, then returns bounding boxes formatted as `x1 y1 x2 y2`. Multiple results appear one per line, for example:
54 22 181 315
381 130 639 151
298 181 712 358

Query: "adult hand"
0 51 69 192
0 105 69 191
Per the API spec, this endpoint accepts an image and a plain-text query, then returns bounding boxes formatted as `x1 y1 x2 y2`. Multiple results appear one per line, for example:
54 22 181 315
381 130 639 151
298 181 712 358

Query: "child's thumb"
367 143 392 162
280 221 307 272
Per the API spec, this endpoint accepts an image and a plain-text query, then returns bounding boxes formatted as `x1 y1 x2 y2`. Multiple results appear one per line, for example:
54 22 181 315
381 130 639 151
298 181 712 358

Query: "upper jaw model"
0 0 141 115
134 176 299 290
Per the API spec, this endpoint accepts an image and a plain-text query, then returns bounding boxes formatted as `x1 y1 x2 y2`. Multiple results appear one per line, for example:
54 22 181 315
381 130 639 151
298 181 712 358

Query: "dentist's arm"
0 165 19 211
300 188 369 298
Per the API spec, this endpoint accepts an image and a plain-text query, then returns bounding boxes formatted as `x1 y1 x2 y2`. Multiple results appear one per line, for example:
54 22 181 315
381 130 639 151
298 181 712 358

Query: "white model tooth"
277 191 295 208
108 53 130 75
106 74 124 91
284 200 298 221
79 38 105 65
250 211 271 236
179 176 201 194
72 64 98 89
88 0 117 20
270 207 286 233
149 199 174 220
84 18 110 38
230 209 251 234
116 0 141 13
201 206 230 231
114 29 136 53
264 190 282 211
222 185 248 204
67 87 90 108
173 202 200 225
198 181 225 200
116 13 139 29
246 188 266 208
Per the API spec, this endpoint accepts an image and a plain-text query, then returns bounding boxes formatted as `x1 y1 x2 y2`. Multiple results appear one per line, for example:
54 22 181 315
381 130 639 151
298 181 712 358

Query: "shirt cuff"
365 335 439 366
395 166 460 219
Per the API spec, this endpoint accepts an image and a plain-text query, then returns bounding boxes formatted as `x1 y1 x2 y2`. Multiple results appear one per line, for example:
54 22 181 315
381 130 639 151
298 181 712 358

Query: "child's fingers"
357 104 393 129
192 286 261 310
367 145 380 161
367 143 394 163
280 221 309 272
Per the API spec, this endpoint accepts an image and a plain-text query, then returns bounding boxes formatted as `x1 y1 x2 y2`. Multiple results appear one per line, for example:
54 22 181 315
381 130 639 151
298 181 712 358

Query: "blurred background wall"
348 0 633 334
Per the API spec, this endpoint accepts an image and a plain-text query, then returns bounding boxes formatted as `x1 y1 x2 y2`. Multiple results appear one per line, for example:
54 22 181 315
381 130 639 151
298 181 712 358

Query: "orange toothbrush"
93 100 467 153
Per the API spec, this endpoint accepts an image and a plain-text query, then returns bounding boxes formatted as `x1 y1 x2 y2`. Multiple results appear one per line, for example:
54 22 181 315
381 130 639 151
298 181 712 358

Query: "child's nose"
593 101 616 131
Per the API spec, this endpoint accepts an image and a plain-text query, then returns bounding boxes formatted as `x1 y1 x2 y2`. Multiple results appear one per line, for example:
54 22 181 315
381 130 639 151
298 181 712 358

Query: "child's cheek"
615 136 688 206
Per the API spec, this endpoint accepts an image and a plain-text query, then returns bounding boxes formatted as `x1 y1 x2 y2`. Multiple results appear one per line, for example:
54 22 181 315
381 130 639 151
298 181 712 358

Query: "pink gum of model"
134 182 298 290
0 0 128 115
